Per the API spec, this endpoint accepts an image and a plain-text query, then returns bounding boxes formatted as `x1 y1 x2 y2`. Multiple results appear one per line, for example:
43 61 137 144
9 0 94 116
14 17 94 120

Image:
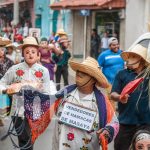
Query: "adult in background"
90 28 101 59
111 33 150 150
97 37 124 110
101 32 109 53
53 35 71 90
98 37 124 85
39 37 62 81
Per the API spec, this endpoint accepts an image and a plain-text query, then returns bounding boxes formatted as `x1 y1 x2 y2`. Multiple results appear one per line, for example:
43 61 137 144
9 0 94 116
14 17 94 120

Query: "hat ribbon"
126 59 141 66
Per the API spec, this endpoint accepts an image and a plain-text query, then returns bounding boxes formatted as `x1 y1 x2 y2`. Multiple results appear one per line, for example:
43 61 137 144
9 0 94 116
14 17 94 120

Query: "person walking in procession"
111 33 150 150
53 35 71 90
52 57 119 150
0 36 56 150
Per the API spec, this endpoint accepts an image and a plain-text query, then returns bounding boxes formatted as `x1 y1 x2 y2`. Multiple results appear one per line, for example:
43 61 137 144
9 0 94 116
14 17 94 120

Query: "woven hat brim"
0 40 11 46
18 44 39 50
69 60 109 88
57 31 67 35
121 51 148 64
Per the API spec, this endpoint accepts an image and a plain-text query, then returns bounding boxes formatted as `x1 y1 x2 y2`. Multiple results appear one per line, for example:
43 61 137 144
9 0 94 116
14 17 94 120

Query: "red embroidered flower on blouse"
35 71 43 78
67 133 74 141
16 69 24 76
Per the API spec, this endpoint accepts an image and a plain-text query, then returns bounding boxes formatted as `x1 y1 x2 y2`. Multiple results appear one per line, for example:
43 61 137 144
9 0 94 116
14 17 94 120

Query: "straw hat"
122 33 150 65
5 43 16 49
0 37 11 46
121 44 148 63
19 36 39 50
56 29 67 36
69 57 109 88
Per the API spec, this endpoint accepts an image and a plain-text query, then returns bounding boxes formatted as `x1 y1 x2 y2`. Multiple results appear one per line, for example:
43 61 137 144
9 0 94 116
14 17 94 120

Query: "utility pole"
13 0 19 25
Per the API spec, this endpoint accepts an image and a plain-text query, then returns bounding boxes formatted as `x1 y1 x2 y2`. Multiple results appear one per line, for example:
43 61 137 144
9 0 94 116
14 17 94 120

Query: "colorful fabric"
24 89 61 143
22 84 118 148
0 94 10 118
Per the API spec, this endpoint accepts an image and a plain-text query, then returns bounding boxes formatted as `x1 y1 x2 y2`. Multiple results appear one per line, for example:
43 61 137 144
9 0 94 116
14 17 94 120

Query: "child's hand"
97 128 109 144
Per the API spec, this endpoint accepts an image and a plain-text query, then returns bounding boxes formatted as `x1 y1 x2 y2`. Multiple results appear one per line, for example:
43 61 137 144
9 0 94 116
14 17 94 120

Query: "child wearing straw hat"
52 57 119 150
0 36 57 150
110 33 150 150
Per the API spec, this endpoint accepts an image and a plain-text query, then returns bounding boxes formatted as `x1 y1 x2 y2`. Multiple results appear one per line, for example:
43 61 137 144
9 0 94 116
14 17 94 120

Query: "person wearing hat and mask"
0 37 14 126
51 57 119 150
39 37 62 80
0 36 57 149
52 35 71 90
110 33 150 150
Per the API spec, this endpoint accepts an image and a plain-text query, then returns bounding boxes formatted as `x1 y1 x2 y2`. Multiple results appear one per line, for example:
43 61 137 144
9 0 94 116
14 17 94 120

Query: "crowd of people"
0 28 150 150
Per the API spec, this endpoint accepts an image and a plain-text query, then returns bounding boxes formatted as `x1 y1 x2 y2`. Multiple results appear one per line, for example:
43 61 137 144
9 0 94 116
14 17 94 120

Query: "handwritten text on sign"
59 102 97 131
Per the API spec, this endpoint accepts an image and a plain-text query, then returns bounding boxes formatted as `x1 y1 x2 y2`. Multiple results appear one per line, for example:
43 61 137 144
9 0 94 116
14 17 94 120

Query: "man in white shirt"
0 37 56 150
101 32 109 52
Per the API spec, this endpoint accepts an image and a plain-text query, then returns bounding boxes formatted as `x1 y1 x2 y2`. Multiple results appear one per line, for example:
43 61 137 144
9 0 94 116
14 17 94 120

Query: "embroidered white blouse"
0 61 57 95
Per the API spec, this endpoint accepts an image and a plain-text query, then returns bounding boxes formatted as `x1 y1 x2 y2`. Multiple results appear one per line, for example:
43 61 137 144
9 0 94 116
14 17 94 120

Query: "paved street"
0 60 114 150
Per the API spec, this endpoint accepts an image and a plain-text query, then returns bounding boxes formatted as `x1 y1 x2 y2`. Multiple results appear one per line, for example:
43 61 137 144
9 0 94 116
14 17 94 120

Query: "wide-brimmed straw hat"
121 33 150 65
18 36 39 50
69 57 109 88
0 37 11 46
121 44 148 63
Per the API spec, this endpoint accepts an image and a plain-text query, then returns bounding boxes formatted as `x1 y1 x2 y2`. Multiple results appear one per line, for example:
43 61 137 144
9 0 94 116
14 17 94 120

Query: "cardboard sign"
59 102 97 131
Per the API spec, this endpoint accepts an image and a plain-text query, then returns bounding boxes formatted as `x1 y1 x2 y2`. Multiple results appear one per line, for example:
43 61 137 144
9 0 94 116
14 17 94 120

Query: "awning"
0 0 28 7
50 0 125 10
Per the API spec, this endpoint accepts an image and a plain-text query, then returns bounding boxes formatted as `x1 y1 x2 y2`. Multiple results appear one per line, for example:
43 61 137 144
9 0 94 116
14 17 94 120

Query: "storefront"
50 0 126 58
0 0 33 34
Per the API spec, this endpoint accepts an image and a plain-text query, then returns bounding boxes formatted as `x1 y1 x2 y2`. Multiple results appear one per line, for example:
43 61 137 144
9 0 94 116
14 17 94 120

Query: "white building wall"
125 0 145 49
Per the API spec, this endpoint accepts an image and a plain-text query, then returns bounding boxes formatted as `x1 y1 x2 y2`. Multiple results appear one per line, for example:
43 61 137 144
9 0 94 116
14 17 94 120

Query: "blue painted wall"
34 0 50 38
